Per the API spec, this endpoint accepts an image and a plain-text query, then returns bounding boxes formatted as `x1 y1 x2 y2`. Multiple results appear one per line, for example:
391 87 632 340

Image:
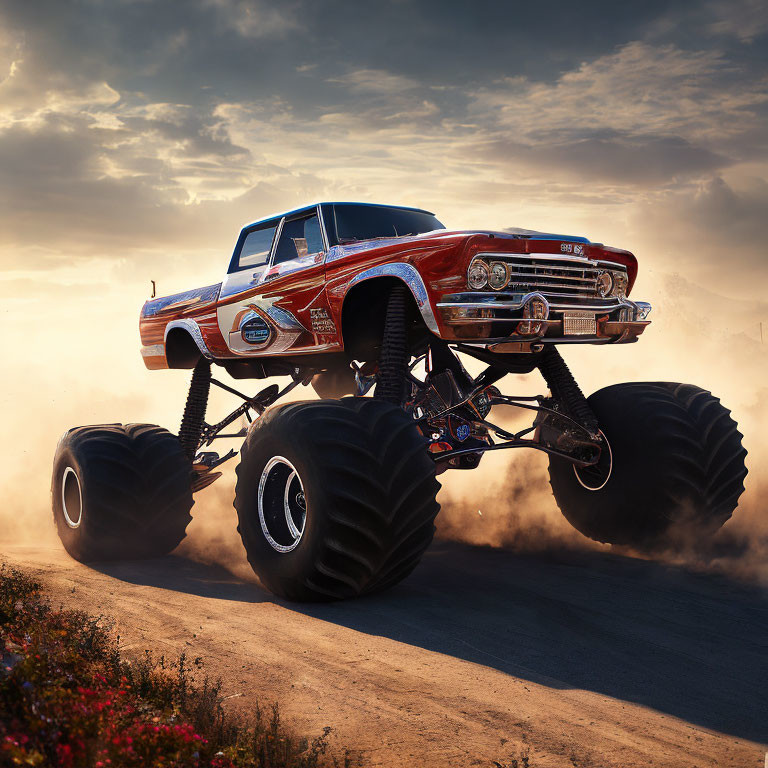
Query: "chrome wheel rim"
61 467 83 528
258 456 307 553
573 431 613 491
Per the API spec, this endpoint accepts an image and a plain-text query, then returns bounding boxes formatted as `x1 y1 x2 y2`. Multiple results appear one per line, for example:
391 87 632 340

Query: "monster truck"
52 202 748 600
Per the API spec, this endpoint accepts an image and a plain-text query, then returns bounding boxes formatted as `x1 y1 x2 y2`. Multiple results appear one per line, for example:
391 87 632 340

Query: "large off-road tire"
52 424 194 561
548 382 748 549
234 397 440 601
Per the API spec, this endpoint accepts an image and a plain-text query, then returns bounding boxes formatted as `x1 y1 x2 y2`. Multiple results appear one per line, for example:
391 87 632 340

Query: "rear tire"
234 397 440 601
548 382 748 549
52 424 194 561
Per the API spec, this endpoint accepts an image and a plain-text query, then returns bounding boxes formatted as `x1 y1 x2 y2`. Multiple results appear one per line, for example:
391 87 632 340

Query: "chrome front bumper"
436 291 651 346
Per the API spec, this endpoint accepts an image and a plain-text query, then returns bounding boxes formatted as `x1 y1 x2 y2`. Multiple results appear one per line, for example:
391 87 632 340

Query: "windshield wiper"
339 232 420 245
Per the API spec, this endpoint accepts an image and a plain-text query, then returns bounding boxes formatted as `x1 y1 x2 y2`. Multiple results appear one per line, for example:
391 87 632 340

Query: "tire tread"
234 398 440 601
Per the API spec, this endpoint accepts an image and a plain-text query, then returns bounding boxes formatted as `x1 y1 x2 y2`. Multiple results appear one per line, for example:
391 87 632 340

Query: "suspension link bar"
432 437 597 466
413 344 603 470
201 376 305 446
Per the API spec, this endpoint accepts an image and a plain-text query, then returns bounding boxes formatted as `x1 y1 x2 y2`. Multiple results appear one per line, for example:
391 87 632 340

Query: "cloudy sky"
1 0 767 532
2 0 767 290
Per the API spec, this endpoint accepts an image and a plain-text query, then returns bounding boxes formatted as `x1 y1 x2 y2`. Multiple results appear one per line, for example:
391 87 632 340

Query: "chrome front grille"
496 254 599 298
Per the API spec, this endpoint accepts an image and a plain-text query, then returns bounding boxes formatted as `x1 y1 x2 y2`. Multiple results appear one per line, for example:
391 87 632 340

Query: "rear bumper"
435 291 651 346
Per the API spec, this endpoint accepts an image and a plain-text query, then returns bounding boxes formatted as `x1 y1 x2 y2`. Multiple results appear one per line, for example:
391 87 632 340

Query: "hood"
326 228 591 261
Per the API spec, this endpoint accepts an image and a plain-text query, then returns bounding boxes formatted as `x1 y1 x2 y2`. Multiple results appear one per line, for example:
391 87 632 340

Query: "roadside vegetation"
0 564 353 767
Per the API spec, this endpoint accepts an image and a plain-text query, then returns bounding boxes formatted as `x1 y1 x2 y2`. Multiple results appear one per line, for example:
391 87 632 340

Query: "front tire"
234 397 440 601
548 382 747 549
52 424 193 561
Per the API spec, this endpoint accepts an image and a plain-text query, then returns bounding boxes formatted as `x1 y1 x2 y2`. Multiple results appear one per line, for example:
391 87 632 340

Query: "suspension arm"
201 376 306 446
411 345 603 469
432 434 598 467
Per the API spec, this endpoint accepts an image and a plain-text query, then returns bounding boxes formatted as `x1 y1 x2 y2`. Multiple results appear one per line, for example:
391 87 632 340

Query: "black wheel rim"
257 456 307 552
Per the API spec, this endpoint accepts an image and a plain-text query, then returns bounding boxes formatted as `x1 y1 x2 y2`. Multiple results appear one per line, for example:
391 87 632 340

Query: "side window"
273 213 324 265
237 222 278 269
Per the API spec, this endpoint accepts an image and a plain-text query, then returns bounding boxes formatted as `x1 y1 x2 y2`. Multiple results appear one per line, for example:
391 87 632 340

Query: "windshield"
331 204 444 244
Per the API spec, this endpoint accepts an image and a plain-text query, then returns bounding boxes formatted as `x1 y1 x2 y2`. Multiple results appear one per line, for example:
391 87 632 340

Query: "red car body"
139 203 649 377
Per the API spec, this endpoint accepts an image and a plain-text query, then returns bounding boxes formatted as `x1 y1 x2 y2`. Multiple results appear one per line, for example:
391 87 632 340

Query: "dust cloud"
435 451 603 553
1 266 766 587
174 468 257 584
434 274 768 584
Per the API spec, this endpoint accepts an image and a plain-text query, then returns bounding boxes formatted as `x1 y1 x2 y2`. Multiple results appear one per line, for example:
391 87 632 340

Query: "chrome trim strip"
504 259 600 274
549 300 630 311
140 344 165 358
266 305 308 331
164 319 214 359
233 297 307 331
437 292 645 314
467 253 630 300
347 262 440 334
266 216 287 271
142 283 221 318
476 252 627 271
317 204 330 253
505 270 599 281
264 206 328 275
437 298 632 312
633 301 652 320
225 302 308 356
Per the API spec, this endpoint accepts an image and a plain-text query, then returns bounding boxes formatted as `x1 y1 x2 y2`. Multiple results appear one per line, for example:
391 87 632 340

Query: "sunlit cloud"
204 0 301 39
0 0 766 552
328 68 423 94
0 1 765 279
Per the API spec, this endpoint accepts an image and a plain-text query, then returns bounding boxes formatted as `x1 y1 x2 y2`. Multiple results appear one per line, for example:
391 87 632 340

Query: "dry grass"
0 563 356 767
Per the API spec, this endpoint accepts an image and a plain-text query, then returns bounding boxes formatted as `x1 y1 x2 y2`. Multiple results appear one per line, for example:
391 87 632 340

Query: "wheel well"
341 277 429 361
165 327 203 369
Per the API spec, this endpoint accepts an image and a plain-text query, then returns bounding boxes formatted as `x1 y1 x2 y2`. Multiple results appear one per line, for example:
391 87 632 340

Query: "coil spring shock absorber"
537 347 599 437
179 360 211 460
374 285 409 405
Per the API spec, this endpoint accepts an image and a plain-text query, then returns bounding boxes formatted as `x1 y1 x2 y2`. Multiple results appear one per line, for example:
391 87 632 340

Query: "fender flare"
164 319 214 360
346 262 439 334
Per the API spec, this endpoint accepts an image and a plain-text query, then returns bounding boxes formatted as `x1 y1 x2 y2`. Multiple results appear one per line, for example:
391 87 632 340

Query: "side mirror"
292 237 308 258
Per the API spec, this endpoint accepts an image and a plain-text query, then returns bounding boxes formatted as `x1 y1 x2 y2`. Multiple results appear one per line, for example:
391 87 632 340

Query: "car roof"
241 202 435 231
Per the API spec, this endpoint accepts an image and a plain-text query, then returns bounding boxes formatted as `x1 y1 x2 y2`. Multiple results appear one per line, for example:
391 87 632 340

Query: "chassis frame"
187 342 605 492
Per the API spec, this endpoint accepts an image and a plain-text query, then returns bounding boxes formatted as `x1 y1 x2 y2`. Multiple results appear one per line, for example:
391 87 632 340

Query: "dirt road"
3 541 766 767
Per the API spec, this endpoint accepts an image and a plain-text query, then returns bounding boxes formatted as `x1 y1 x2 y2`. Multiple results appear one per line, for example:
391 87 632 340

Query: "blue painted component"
241 201 434 231
226 202 591 276
227 202 439 275
456 423 471 441
241 316 272 345
537 234 590 242
141 283 221 318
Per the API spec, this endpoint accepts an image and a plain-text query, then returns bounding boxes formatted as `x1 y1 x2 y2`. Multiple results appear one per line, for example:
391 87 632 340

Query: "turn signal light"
517 297 548 335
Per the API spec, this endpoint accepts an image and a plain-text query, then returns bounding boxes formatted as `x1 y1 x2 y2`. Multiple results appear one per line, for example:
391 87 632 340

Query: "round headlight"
488 261 508 290
467 261 489 290
596 271 613 297
611 271 628 297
